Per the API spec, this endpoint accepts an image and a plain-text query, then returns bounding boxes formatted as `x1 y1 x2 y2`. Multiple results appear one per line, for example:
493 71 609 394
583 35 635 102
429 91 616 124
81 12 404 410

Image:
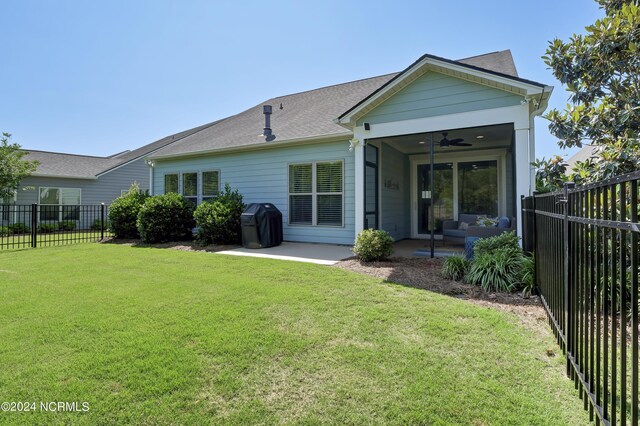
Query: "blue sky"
1 0 603 160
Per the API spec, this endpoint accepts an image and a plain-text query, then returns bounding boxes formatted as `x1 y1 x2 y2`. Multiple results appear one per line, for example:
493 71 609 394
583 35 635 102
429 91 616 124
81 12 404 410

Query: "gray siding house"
2 122 215 228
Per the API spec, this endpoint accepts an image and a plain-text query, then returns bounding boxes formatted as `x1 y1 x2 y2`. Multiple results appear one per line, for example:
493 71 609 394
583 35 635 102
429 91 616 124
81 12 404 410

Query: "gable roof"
26 120 219 179
336 50 550 126
151 50 549 159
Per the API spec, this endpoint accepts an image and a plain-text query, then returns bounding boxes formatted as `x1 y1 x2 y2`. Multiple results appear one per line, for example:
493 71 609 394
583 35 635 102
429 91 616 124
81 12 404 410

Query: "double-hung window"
289 161 343 226
39 187 81 221
202 171 220 202
164 174 179 194
182 172 198 206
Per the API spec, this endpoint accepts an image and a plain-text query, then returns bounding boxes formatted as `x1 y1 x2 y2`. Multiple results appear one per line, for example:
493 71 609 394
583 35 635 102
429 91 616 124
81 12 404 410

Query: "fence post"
31 203 37 248
563 182 575 375
100 203 105 240
532 191 538 293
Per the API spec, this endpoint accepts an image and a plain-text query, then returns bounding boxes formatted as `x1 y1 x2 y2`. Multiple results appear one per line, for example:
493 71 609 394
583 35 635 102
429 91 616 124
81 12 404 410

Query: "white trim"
337 56 551 126
287 160 345 228
149 164 154 195
363 104 530 140
201 170 221 203
149 134 351 161
163 173 179 194
37 186 82 222
30 173 96 180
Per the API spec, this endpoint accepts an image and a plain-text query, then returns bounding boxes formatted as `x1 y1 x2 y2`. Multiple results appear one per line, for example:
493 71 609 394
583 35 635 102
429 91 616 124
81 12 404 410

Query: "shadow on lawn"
102 238 241 253
334 257 539 307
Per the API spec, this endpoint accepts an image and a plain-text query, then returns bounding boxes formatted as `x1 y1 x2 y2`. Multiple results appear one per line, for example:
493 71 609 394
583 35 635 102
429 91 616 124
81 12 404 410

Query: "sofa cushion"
443 229 466 239
458 214 478 225
497 216 511 228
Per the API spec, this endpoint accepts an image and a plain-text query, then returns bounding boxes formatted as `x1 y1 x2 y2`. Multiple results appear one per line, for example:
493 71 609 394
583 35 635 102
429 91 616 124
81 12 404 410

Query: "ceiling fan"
439 132 472 148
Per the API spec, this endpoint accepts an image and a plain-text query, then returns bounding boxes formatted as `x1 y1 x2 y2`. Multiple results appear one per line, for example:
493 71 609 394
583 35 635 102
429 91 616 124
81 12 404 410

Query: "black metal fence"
522 172 639 425
0 204 110 250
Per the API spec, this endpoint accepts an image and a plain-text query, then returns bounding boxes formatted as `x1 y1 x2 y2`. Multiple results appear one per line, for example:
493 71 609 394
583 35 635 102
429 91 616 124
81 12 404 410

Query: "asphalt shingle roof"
152 50 533 159
25 121 219 178
28 50 534 174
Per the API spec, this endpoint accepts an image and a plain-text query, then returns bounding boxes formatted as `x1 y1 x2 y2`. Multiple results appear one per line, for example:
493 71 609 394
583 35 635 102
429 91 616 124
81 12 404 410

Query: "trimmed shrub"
353 229 394 262
108 183 149 239
194 184 245 245
473 231 520 257
58 221 76 231
37 223 58 233
8 223 29 234
0 225 8 235
137 193 195 243
442 255 470 281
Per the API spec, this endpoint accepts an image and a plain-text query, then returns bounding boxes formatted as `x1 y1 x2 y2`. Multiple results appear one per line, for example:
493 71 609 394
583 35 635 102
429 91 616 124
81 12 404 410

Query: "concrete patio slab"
215 242 354 265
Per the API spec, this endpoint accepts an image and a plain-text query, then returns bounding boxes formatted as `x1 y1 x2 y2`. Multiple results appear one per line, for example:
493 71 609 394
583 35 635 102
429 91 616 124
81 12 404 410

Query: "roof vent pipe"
262 105 276 142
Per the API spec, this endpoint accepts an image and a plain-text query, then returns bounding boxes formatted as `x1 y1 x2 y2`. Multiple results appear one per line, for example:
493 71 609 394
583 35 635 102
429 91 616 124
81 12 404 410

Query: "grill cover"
240 203 283 249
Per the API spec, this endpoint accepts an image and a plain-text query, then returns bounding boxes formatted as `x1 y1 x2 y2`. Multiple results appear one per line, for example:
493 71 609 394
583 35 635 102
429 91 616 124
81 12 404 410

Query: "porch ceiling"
370 123 513 155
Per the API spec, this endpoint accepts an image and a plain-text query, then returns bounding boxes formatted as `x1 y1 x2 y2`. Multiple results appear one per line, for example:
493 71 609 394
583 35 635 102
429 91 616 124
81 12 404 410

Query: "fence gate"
522 172 639 425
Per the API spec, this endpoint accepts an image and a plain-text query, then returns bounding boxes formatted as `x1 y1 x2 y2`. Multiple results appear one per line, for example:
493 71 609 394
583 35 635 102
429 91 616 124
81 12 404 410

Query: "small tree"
538 0 640 186
0 133 39 199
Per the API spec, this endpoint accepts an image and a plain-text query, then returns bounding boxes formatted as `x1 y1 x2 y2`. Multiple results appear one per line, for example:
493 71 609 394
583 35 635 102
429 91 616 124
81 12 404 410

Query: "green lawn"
0 244 589 425
1 231 111 249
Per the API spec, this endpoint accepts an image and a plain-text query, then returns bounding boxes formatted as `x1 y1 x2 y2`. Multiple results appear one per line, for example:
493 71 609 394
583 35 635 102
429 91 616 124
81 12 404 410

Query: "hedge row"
108 183 245 245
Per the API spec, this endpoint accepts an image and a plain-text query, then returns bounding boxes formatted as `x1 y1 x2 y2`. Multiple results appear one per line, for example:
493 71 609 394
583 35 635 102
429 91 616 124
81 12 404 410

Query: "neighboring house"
1 122 215 228
566 144 599 173
143 50 552 245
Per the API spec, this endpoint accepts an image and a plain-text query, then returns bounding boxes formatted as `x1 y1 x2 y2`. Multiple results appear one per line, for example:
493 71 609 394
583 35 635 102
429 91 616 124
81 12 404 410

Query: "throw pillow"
458 221 469 230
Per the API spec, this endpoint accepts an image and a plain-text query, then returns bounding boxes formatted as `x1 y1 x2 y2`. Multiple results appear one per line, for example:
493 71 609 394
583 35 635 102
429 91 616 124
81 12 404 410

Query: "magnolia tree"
535 0 640 191
0 133 39 199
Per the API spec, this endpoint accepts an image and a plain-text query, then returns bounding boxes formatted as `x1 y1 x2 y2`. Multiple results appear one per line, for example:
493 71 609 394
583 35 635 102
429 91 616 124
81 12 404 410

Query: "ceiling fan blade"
449 138 465 144
454 142 473 147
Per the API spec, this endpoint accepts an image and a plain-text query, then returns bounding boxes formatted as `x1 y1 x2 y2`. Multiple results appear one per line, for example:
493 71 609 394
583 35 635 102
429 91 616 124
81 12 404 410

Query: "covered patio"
360 123 519 256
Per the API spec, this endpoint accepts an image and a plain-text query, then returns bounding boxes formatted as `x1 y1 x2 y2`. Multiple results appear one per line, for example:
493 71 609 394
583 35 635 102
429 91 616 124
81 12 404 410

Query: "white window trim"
164 170 222 204
201 170 221 202
38 187 82 222
181 171 199 204
288 160 344 228
164 173 179 194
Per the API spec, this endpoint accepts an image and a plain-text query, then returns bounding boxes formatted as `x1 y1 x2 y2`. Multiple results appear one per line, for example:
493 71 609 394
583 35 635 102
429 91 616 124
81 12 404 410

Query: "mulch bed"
102 238 240 253
334 257 553 337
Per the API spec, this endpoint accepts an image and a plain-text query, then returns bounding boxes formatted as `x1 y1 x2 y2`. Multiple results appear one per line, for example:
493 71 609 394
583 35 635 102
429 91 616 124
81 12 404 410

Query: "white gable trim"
337 56 552 127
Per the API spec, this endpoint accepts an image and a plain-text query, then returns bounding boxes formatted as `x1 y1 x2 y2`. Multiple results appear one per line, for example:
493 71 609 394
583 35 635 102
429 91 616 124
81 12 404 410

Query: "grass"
0 244 590 425
0 231 111 249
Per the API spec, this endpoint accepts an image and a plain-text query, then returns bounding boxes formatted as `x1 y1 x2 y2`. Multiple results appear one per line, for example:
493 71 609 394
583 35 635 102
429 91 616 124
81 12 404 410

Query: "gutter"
148 133 353 161
29 173 97 180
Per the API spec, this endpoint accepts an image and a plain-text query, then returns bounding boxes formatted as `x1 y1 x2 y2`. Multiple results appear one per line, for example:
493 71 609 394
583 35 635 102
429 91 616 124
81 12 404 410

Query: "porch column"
354 136 365 239
514 127 531 239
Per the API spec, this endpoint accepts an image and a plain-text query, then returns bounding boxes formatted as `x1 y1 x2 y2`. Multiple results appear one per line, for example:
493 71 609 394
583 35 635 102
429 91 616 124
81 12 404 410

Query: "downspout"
528 87 548 193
